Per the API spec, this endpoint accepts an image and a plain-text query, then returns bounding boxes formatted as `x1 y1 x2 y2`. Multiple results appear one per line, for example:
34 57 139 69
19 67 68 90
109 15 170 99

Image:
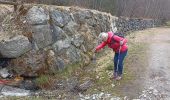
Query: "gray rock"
78 92 121 100
0 35 31 58
32 24 53 49
56 57 65 71
51 25 66 42
153 89 158 96
75 80 93 92
1 85 30 96
73 10 92 24
71 34 84 47
26 6 49 25
52 39 71 53
0 68 10 78
67 46 81 63
19 80 39 91
51 10 71 27
63 21 79 36
67 77 79 92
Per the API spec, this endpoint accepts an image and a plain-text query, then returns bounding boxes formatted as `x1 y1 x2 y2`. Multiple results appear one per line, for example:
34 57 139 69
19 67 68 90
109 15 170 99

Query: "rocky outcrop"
0 5 162 76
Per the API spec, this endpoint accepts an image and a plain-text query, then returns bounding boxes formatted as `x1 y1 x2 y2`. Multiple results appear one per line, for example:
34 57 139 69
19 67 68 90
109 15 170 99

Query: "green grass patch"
35 75 53 89
166 21 170 27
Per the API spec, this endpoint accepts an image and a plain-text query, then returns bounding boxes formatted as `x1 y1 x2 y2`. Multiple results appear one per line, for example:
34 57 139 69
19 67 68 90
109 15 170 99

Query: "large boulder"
10 50 47 77
52 39 71 54
0 35 31 58
51 25 66 42
32 24 53 49
26 6 49 25
63 21 79 36
51 10 71 27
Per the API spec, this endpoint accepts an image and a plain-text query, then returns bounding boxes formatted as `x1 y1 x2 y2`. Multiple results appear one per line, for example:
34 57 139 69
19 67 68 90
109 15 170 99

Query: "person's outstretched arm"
95 42 107 52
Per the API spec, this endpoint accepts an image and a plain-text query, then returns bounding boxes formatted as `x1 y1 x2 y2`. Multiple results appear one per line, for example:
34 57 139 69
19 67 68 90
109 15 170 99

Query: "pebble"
78 92 120 100
111 84 115 87
153 89 158 96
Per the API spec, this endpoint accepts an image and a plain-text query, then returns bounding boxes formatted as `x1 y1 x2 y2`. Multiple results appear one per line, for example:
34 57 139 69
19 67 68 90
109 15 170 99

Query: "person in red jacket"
93 31 128 80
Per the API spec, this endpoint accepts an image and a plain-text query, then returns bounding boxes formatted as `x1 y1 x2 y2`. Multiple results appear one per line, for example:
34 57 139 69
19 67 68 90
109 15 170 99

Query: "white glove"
120 40 124 46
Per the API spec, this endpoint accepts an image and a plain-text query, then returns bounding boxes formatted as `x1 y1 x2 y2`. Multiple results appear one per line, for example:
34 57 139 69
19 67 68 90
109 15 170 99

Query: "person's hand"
120 40 124 46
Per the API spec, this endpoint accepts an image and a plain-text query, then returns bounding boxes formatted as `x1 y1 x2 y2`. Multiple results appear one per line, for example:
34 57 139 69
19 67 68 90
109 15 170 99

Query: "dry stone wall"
0 5 162 76
116 17 162 34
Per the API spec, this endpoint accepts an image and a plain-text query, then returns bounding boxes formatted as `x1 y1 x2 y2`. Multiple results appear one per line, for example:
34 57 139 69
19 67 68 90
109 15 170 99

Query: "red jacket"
95 31 128 53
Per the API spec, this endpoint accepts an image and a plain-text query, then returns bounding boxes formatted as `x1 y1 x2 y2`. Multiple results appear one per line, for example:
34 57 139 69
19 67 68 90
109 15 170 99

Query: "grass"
35 75 53 89
166 21 170 27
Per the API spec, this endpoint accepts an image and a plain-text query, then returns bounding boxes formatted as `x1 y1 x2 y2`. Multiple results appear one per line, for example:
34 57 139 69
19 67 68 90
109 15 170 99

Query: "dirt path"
137 27 170 100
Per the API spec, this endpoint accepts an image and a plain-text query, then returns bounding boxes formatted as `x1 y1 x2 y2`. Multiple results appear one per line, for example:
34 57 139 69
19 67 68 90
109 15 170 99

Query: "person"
93 31 128 80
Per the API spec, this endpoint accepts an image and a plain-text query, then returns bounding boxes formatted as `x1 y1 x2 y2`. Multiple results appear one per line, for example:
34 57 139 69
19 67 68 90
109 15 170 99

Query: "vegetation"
2 0 170 20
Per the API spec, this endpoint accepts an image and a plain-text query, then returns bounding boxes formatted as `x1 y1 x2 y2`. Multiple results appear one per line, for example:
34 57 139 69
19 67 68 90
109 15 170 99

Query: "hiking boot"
110 72 117 80
113 72 117 79
115 76 122 81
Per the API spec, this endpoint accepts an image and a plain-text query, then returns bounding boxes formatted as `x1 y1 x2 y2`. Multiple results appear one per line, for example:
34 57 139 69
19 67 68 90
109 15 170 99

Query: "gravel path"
137 28 170 100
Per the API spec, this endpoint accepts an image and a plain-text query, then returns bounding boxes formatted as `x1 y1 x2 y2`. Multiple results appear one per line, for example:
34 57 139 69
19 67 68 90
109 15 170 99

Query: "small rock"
0 68 10 78
1 86 30 96
149 91 152 94
19 80 39 91
85 96 90 100
149 87 154 90
78 80 93 92
98 92 104 98
79 93 84 98
143 94 147 98
153 89 158 96
111 84 115 87
110 97 121 100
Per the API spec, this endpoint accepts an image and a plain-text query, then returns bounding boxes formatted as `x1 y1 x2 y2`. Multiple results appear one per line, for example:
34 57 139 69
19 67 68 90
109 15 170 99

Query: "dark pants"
113 50 128 76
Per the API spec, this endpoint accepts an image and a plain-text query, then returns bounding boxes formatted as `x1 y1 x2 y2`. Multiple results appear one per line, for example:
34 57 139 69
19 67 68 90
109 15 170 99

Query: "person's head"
98 32 108 42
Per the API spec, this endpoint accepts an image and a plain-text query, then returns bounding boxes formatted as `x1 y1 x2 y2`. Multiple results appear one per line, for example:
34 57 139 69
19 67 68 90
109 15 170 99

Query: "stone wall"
0 5 162 76
116 17 162 34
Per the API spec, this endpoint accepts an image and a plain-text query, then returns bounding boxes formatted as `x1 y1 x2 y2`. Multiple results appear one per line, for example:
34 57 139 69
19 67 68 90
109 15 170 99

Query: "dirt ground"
139 27 170 100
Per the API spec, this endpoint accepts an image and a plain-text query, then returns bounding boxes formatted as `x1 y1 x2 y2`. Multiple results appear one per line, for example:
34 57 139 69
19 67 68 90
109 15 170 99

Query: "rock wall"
116 17 162 34
0 5 162 76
